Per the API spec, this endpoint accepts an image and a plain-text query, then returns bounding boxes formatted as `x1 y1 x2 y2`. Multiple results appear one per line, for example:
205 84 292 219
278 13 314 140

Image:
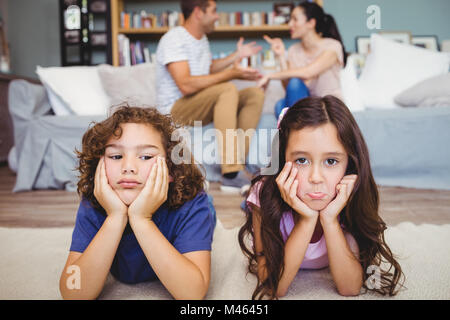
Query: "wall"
323 0 450 52
4 0 450 78
7 0 60 78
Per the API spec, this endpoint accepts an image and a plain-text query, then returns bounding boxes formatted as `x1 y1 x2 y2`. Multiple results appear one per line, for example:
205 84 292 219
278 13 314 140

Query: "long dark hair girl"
298 1 347 66
238 95 404 299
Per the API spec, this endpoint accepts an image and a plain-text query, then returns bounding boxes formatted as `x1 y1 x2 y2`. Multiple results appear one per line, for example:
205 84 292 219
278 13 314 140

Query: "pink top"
287 38 344 100
247 181 358 270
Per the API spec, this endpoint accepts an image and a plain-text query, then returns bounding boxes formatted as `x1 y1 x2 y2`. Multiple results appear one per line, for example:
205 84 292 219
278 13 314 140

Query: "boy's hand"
128 156 169 224
319 175 357 225
276 162 319 220
93 157 128 219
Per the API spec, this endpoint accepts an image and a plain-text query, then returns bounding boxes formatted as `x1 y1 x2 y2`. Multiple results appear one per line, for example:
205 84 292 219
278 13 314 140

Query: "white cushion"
36 65 111 115
394 73 450 107
97 63 157 108
358 33 450 109
340 54 365 112
44 86 73 116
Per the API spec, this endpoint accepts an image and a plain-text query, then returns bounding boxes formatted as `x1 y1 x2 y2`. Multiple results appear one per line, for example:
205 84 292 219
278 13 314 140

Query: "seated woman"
258 1 347 119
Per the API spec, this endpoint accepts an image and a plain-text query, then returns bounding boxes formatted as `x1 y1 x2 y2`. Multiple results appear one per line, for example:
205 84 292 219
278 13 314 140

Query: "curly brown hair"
76 105 205 212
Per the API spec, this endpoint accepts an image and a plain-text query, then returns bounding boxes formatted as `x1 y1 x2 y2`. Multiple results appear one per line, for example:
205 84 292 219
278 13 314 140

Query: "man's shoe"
220 171 251 194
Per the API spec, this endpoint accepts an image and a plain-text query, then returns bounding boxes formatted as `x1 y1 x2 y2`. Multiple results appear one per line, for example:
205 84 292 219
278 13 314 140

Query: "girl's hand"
320 175 358 225
257 75 270 90
93 157 128 219
128 156 169 224
276 162 319 220
263 35 286 58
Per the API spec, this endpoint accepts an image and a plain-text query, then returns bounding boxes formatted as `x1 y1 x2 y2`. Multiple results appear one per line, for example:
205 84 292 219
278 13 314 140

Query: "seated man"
156 0 265 193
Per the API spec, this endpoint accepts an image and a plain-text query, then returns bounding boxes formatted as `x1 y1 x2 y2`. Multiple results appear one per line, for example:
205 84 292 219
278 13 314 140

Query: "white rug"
1 221 449 300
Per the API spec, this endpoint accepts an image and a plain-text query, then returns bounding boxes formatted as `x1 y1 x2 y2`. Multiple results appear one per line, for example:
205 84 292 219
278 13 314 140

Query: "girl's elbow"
276 288 288 298
337 284 362 297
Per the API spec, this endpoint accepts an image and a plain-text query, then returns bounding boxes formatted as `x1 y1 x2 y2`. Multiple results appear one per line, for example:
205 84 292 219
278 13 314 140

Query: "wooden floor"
1 165 450 229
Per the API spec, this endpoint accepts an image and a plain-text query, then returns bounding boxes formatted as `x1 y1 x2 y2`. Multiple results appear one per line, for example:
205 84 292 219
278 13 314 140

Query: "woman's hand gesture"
128 156 169 224
276 162 319 220
264 35 286 58
93 157 128 219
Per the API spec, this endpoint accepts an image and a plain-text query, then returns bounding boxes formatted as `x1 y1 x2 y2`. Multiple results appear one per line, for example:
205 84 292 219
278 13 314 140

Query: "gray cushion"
394 73 450 107
97 63 157 108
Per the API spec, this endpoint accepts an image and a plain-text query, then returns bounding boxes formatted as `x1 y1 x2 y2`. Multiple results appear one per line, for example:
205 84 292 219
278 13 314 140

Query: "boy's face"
284 123 348 211
104 123 167 206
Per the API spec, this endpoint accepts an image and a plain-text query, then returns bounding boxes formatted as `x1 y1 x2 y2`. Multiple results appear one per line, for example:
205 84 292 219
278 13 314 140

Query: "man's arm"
210 52 239 74
210 37 262 74
167 60 261 96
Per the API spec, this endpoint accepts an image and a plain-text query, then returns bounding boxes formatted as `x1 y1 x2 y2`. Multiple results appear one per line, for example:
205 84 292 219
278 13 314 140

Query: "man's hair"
181 0 214 20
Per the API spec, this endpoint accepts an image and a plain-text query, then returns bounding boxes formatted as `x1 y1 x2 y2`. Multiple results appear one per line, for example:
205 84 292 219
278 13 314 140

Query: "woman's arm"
59 215 128 300
261 50 338 88
251 205 318 298
129 218 210 300
320 218 363 296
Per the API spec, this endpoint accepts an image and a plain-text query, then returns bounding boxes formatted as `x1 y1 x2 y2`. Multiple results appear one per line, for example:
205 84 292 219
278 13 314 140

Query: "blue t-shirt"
69 192 216 284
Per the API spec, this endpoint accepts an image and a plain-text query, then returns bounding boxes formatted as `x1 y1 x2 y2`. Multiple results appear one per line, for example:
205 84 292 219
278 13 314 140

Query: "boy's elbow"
174 285 208 300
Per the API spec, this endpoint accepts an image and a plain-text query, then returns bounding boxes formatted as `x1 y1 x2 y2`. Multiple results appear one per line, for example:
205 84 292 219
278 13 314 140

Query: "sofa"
7 34 450 192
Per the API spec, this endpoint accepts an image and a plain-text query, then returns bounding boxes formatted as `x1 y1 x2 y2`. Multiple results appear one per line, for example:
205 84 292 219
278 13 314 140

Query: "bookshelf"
59 0 112 66
110 0 323 66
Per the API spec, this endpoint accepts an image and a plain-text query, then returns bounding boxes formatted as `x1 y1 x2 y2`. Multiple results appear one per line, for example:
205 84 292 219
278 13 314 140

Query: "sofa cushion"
394 73 450 107
358 34 450 109
36 65 110 115
97 63 157 108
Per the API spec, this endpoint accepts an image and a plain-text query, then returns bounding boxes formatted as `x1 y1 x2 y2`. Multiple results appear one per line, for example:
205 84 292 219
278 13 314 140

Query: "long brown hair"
298 1 347 66
76 105 204 212
238 95 404 299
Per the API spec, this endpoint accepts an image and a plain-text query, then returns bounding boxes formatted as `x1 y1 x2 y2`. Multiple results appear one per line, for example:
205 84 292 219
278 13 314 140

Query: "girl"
258 1 347 119
238 96 404 299
59 106 215 300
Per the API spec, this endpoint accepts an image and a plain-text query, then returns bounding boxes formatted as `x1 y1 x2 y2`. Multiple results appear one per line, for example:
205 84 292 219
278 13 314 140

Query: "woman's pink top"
246 181 358 270
287 37 344 100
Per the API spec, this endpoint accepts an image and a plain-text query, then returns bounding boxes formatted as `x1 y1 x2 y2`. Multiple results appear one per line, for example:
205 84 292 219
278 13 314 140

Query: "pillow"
36 65 110 115
394 73 450 107
44 86 73 116
358 34 450 109
97 63 157 109
340 54 365 112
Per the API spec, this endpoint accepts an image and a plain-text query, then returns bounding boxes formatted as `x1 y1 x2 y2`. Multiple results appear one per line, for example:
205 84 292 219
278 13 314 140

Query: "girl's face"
288 7 315 40
104 123 167 206
285 123 348 211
